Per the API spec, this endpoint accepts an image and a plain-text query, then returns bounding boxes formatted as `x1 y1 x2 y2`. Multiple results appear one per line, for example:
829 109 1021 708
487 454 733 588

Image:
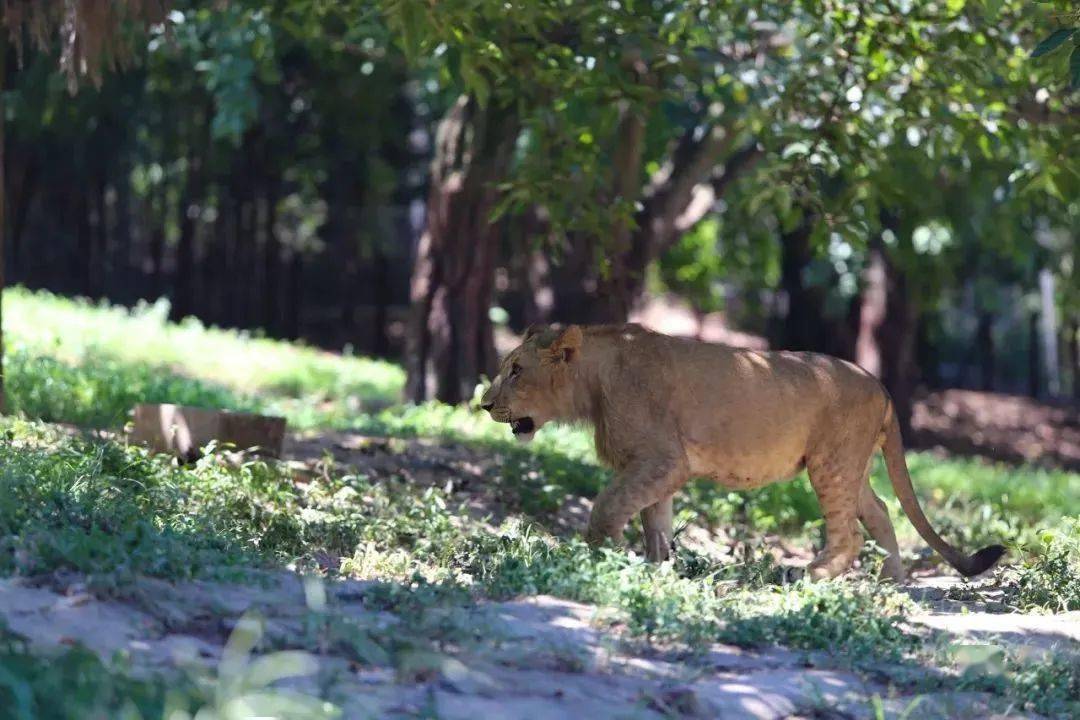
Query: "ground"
912 390 1080 471
0 289 1077 719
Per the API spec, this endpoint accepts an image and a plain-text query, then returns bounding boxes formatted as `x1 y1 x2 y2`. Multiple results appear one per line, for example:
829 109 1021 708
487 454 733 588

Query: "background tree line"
1 0 1078 434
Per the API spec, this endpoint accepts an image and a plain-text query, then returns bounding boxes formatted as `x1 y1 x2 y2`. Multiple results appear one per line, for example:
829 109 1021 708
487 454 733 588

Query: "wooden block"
130 404 286 460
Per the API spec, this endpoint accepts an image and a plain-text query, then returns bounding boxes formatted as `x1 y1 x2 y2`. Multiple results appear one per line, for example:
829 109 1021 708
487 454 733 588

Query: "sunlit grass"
4 287 404 429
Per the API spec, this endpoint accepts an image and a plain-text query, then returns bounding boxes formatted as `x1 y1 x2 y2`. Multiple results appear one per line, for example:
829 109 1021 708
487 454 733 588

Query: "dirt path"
912 390 1080 470
2 571 1076 720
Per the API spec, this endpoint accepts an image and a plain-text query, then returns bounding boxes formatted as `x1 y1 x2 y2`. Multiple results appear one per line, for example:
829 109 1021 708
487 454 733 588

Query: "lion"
480 323 1006 581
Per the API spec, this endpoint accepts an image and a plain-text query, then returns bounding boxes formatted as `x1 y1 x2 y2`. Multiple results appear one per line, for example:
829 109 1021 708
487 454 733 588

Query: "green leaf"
460 56 489 108
983 0 1004 20
395 0 426 61
1030 28 1075 58
1071 45 1080 89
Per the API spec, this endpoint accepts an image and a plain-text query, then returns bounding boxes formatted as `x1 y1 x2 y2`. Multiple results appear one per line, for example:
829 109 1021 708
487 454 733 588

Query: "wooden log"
130 404 286 460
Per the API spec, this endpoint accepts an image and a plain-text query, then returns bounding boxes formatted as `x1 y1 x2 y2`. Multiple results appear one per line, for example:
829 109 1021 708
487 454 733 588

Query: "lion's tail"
880 402 1006 577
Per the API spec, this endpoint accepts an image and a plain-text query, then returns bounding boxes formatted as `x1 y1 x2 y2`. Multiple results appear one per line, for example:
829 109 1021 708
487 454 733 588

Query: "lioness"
480 323 1005 581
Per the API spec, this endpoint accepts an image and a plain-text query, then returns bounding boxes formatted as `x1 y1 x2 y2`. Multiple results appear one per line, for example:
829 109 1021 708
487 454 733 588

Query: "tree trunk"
975 311 995 391
1069 318 1079 401
855 239 887 376
171 170 198 321
227 195 245 328
548 235 606 324
91 175 108 298
1038 268 1060 396
776 213 826 352
76 190 92 296
263 179 281 335
1028 310 1041 398
239 198 255 328
9 156 36 274
172 110 211 322
546 129 761 325
595 105 647 321
324 162 363 346
854 230 917 438
199 183 225 326
149 185 166 298
881 264 917 439
406 95 518 403
286 248 303 340
372 241 391 356
604 136 762 322
114 162 132 299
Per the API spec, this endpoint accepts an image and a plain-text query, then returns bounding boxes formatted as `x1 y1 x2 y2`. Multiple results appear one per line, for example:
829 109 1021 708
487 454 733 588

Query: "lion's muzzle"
510 417 535 436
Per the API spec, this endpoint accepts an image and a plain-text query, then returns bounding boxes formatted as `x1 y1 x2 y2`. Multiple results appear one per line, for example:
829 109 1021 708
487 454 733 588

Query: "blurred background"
1 0 1077 468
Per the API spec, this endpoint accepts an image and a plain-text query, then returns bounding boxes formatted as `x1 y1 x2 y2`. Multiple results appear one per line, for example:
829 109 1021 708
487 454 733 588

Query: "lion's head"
480 324 583 442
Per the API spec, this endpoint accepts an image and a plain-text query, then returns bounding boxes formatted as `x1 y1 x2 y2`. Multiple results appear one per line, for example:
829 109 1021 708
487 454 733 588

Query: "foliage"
0 629 175 720
0 614 337 720
1030 6 1080 90
1011 521 1080 612
0 420 292 582
4 347 254 428
656 219 728 316
3 4 1080 715
462 527 919 659
955 647 1080 719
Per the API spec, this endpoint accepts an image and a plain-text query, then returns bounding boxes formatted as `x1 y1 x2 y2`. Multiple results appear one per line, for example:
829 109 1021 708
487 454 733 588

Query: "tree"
382 0 789 398
0 1 168 412
383 0 1080 405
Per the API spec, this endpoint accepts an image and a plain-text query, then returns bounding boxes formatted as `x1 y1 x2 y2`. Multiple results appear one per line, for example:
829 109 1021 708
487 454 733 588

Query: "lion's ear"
523 324 546 342
548 324 582 364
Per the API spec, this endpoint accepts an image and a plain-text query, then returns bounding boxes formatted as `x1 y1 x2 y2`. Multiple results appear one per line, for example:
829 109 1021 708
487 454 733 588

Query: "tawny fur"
481 324 1005 582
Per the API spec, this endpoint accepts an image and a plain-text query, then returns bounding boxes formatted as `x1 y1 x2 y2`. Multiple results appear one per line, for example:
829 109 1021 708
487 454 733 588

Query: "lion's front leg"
641 496 674 562
585 456 686 560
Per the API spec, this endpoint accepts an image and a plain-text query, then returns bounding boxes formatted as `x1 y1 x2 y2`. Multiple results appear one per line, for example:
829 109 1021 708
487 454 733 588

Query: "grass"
0 612 340 720
1010 521 1080 612
0 417 1075 716
0 631 176 720
0 418 921 659
4 287 403 429
1 287 1078 718
5 287 1076 533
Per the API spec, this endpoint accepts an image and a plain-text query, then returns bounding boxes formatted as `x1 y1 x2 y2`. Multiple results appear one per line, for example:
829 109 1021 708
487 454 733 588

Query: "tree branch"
634 124 736 258
674 142 764 234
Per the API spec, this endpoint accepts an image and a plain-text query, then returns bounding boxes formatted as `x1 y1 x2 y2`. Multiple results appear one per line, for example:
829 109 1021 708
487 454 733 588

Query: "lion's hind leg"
805 451 869 581
858 481 905 582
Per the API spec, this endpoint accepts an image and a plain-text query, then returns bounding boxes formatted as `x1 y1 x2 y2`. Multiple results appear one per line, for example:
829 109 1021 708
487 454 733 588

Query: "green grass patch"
4 287 403 430
0 420 299 583
457 528 919 659
5 347 255 428
1009 521 1080 612
0 629 176 720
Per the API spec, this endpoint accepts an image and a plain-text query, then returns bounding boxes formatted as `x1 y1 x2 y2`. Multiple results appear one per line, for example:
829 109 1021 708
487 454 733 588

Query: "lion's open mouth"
511 417 535 435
